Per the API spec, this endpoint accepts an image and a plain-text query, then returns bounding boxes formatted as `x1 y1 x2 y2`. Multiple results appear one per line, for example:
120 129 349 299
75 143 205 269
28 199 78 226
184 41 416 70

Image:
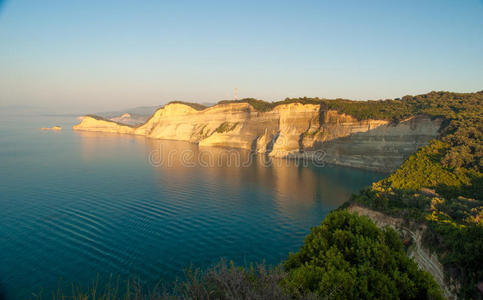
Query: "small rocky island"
41 126 62 131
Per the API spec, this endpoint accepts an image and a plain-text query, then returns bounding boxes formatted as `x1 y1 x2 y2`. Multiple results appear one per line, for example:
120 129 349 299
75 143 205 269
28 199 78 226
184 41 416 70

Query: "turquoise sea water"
0 112 385 299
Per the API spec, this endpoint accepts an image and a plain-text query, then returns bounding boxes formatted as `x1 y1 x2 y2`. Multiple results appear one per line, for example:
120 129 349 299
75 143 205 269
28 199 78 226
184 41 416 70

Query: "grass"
167 101 207 111
215 122 239 133
31 260 319 300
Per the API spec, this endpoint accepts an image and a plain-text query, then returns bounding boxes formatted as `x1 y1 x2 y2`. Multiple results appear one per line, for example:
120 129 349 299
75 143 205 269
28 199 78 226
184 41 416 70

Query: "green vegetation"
352 91 483 297
167 101 207 111
218 91 482 122
215 122 239 133
284 211 443 300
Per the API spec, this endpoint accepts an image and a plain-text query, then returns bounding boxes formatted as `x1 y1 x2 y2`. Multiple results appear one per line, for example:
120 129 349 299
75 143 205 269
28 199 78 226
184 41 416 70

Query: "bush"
283 211 444 300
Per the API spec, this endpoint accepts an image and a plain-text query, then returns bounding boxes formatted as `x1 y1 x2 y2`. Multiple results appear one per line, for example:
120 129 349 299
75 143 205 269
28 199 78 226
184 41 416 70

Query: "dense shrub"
283 211 443 300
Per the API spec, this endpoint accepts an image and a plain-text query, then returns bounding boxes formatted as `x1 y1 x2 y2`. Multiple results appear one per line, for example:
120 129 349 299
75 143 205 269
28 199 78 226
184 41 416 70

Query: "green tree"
283 211 443 300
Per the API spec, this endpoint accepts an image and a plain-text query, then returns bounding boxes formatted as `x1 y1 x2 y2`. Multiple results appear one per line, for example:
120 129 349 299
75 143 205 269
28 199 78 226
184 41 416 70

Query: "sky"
0 0 482 112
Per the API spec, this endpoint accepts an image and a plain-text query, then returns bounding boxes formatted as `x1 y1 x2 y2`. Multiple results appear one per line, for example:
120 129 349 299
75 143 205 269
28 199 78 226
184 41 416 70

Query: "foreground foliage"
34 261 316 300
283 211 443 300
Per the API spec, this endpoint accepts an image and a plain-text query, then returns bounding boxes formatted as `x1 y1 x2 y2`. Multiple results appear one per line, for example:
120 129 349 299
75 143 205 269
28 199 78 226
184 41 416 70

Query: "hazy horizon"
1 0 482 113
3 89 483 116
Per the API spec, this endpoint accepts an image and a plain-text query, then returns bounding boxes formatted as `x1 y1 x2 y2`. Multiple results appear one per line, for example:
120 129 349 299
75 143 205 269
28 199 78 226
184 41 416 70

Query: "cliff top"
171 90 483 120
84 90 482 128
84 114 137 128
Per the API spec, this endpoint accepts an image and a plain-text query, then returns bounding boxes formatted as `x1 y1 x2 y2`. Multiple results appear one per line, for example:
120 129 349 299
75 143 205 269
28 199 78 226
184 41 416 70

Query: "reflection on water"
1 121 385 299
75 132 383 223
143 139 359 215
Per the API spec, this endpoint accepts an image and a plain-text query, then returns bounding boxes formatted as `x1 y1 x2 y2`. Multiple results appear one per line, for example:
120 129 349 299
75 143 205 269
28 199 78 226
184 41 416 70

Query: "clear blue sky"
0 0 482 112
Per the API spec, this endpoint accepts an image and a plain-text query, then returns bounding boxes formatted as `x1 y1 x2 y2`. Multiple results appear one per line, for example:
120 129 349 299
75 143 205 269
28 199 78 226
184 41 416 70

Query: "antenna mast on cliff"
234 87 238 100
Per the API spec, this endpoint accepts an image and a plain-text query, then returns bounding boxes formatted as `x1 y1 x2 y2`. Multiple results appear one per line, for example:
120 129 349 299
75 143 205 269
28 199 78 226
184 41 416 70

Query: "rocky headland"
74 101 442 172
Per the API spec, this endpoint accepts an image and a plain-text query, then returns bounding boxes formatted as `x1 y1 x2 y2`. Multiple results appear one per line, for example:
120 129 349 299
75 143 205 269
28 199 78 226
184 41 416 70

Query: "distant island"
41 125 62 131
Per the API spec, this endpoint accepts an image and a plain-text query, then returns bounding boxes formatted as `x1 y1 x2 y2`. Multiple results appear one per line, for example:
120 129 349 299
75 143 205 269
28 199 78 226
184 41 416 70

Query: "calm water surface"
0 112 385 299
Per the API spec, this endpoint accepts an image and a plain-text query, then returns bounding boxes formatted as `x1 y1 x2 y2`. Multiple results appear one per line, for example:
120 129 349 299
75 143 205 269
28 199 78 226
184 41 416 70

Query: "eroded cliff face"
73 102 442 172
296 113 442 171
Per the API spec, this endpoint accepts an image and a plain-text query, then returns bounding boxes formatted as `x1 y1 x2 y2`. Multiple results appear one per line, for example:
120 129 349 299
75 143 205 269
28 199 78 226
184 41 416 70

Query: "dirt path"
405 228 445 286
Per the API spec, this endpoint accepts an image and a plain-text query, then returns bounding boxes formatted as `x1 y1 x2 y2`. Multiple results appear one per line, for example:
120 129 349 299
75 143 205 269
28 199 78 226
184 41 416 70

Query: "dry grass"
31 260 320 300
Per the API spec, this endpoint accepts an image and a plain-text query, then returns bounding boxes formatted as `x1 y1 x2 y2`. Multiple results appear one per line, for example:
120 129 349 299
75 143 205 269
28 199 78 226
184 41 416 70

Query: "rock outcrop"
73 102 442 172
41 126 62 131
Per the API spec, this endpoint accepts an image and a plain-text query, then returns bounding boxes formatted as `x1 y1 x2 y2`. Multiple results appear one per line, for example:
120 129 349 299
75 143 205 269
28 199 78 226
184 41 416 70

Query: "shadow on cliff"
436 174 483 201
302 115 440 172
